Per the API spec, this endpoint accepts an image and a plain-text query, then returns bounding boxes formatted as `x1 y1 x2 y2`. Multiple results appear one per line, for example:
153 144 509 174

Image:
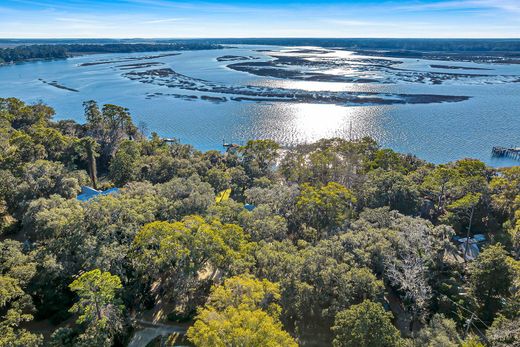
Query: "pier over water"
492 146 520 160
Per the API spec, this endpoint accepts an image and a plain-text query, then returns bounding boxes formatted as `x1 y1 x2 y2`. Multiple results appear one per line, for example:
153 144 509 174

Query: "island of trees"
0 97 518 346
0 42 222 64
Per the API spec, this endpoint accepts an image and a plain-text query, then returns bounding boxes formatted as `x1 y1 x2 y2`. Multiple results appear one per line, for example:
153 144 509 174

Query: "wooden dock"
492 146 520 160
222 140 241 153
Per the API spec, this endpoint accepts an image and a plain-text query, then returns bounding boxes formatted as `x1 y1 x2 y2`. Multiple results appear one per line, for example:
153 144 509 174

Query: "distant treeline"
208 38 520 52
2 38 520 64
0 45 68 63
0 42 223 64
63 42 222 53
3 38 520 52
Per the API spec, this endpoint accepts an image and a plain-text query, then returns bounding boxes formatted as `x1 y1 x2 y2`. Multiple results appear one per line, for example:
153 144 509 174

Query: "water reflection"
245 102 393 147
287 104 354 143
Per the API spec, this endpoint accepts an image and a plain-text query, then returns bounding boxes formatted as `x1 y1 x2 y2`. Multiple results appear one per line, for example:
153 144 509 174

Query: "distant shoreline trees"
0 42 223 64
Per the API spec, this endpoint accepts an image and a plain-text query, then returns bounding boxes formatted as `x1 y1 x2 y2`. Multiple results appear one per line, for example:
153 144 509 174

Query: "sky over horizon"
0 0 519 39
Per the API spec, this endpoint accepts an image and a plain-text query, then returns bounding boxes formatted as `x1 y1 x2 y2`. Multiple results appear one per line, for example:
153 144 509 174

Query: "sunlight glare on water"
248 102 392 147
288 103 355 143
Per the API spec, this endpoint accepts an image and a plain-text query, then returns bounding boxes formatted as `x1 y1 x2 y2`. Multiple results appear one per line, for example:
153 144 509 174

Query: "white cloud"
398 0 520 13
55 17 98 24
326 19 431 28
142 17 186 24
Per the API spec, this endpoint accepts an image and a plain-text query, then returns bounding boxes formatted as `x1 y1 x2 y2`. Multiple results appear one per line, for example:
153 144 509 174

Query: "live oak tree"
108 140 141 186
362 169 420 215
187 275 297 347
253 238 384 338
490 166 520 217
0 240 42 347
205 167 231 193
490 167 520 256
244 184 300 217
295 182 356 238
238 204 289 242
240 139 280 179
131 216 253 308
414 314 461 347
14 160 88 218
353 208 456 332
486 315 520 346
468 244 515 323
332 299 403 347
188 307 297 347
279 138 378 187
421 166 460 216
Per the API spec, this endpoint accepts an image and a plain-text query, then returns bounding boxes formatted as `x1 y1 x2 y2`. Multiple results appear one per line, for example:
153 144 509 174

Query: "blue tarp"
473 234 486 242
77 186 119 202
244 204 256 211
453 234 486 243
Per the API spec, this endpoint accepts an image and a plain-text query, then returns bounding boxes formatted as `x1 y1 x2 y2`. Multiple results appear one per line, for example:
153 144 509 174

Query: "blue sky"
0 0 519 38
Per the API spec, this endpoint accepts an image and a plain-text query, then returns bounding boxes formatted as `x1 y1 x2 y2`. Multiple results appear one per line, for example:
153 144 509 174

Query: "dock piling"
492 146 520 160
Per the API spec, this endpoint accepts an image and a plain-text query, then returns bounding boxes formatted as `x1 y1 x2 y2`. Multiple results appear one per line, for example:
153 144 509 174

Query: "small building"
77 186 119 202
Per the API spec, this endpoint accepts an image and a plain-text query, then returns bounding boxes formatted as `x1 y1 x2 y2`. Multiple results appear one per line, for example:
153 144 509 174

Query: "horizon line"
2 37 520 40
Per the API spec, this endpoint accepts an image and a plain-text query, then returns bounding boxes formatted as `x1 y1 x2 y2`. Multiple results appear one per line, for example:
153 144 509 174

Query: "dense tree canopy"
0 98 518 346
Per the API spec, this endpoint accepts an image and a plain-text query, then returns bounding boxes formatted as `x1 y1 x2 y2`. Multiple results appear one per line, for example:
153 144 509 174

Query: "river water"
1 45 519 166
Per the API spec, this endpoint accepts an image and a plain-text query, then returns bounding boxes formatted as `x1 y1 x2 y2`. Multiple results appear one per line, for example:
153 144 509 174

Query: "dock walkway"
492 146 520 160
